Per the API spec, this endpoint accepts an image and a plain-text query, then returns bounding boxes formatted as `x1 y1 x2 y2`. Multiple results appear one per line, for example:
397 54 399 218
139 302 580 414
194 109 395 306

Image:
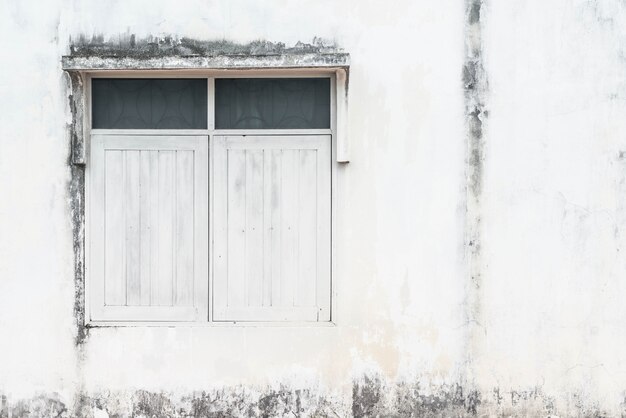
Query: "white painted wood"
316 141 332 321
335 69 350 163
104 150 125 306
139 151 154 305
193 143 209 322
125 150 141 306
90 136 106 316
155 150 175 306
87 69 339 77
212 306 321 322
227 149 247 308
212 137 229 317
268 149 283 308
148 150 160 307
207 77 215 130
175 151 195 306
212 129 332 136
280 149 298 307
262 150 276 306
87 319 336 328
92 129 332 136
86 71 341 326
90 135 208 321
212 135 331 322
245 149 264 307
297 149 318 307
92 129 210 136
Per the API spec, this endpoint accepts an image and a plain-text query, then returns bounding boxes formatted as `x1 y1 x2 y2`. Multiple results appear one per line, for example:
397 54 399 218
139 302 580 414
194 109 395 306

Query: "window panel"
215 78 331 129
90 135 209 321
88 75 334 324
92 79 208 129
212 135 331 322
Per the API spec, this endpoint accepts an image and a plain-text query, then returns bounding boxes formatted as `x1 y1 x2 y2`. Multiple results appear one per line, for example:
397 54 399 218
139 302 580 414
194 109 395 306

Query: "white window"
87 75 335 324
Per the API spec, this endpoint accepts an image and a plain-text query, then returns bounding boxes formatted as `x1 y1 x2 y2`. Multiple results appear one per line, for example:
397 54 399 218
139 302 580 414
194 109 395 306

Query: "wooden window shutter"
90 135 208 322
212 135 331 321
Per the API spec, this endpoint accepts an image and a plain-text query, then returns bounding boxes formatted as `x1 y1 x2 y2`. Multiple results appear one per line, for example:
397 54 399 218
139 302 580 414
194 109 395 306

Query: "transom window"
88 75 333 324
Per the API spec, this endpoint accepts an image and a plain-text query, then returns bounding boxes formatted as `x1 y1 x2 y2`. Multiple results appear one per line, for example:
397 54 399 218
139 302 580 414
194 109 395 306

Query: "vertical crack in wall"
463 0 488 393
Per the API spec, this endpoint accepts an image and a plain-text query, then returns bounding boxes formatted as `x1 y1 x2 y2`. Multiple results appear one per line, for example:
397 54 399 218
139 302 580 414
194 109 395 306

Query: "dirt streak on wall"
462 0 488 393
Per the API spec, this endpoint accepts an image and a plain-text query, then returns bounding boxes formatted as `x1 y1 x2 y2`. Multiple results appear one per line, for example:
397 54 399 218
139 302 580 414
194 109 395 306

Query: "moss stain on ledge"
68 34 343 58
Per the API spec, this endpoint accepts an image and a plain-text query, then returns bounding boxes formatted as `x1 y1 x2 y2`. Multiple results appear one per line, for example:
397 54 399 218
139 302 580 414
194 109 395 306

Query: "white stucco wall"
1 0 625 416
478 0 626 411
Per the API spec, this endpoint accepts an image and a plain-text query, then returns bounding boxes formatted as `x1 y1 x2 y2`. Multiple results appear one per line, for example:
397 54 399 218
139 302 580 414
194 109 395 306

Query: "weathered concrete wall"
1 0 626 416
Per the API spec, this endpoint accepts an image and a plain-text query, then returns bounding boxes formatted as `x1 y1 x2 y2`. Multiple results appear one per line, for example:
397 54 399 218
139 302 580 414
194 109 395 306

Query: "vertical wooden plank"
245 149 264 307
139 151 152 306
316 136 332 320
227 148 247 308
155 150 174 306
194 137 209 321
296 149 318 307
90 136 105 317
262 150 273 306
148 150 160 305
125 151 141 306
104 150 125 306
269 149 282 307
280 149 299 307
212 137 229 315
175 150 195 306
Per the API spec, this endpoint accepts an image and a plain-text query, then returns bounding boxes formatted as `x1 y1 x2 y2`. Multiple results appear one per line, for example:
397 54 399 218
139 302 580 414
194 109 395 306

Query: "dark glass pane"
215 78 330 129
92 78 207 129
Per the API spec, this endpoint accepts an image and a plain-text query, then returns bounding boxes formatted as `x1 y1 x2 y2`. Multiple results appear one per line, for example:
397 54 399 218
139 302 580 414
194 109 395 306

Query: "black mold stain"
72 393 95 418
462 60 478 91
258 387 299 417
0 395 7 418
1 395 67 418
463 0 488 198
66 71 89 418
462 0 487 408
69 164 87 347
468 1 481 25
1 384 621 417
186 389 257 417
69 34 341 58
65 71 88 349
395 382 481 417
133 391 177 417
352 376 383 417
352 377 483 417
67 72 85 165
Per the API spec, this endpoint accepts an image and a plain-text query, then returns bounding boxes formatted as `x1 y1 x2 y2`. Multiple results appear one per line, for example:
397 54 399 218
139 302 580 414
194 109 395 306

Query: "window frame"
84 69 341 327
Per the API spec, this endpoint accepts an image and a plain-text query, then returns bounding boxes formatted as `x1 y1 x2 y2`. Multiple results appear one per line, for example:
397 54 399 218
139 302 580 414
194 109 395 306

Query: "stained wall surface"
0 0 625 416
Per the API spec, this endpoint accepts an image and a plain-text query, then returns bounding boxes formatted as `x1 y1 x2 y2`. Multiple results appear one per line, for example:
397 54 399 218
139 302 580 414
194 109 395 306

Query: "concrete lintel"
62 53 350 71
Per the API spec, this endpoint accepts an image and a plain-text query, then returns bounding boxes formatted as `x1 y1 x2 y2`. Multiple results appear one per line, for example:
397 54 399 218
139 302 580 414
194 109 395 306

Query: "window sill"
86 320 337 328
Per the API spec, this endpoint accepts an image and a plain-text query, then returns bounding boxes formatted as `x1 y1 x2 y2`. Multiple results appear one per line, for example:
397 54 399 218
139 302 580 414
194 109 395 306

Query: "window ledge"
86 321 338 328
62 53 350 71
